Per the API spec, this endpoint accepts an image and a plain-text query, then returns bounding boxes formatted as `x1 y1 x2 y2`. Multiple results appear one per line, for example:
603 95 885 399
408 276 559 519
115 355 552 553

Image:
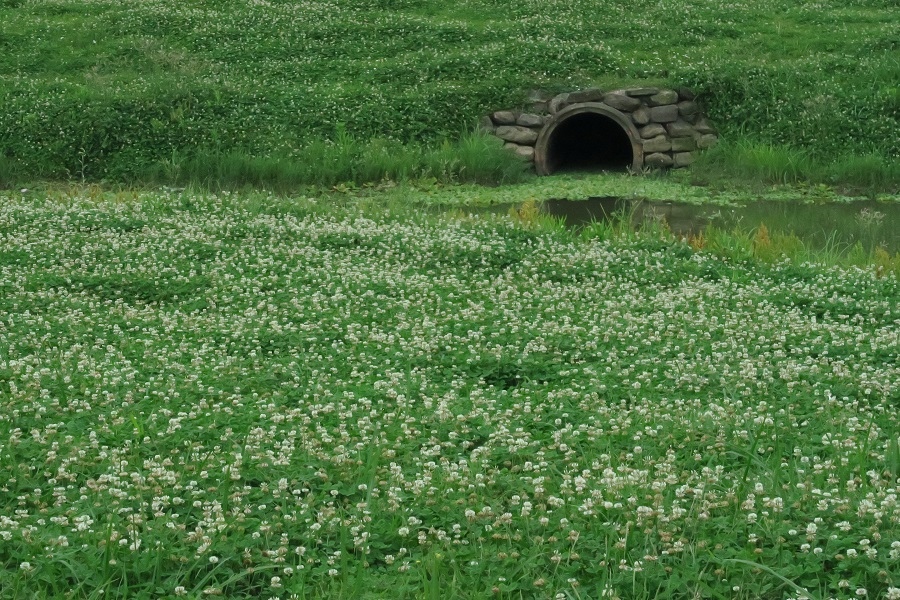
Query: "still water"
538 197 900 254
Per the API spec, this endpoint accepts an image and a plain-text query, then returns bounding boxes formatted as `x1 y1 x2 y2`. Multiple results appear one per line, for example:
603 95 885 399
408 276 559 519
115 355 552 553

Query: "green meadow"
0 0 897 190
1 1 900 599
1 189 899 600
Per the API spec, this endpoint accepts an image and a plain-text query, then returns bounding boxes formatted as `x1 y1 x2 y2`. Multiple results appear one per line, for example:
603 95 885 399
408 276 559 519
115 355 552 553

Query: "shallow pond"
539 197 900 254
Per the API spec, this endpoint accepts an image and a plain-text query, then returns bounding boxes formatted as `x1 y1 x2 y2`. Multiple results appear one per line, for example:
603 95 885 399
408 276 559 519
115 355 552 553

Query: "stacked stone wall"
480 87 719 171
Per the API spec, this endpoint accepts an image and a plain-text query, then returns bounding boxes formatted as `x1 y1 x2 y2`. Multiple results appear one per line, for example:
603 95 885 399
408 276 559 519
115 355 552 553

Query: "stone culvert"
480 87 719 174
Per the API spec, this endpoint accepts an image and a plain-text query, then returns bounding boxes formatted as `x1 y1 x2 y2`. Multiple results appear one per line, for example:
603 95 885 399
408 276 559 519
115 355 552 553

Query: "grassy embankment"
0 0 898 192
0 189 898 600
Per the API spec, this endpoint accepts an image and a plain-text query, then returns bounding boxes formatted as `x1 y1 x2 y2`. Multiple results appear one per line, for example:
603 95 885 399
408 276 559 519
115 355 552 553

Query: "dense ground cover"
0 0 897 188
1 190 898 598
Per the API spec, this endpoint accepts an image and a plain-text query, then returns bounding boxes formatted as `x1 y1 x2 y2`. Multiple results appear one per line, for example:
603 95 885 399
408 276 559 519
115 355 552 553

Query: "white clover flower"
3 190 899 599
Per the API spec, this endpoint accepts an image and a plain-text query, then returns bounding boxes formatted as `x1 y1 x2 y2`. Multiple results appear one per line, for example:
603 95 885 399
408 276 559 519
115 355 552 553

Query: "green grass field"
1 189 899 599
2 1 900 598
0 0 897 189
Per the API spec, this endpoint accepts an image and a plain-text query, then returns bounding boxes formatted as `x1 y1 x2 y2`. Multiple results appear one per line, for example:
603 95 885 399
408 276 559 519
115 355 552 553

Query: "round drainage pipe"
534 103 643 175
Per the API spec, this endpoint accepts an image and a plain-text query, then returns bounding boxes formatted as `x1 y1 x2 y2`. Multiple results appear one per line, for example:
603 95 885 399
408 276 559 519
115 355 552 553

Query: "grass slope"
0 0 898 188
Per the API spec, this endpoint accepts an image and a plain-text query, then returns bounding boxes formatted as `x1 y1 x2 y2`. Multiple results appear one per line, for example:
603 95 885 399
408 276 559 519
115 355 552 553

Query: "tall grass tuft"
691 140 814 186
142 133 528 191
0 155 20 189
449 132 529 184
826 153 900 192
690 140 900 193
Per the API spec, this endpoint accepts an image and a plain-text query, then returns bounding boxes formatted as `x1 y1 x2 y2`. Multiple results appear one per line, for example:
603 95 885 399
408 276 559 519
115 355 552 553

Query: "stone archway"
534 103 643 175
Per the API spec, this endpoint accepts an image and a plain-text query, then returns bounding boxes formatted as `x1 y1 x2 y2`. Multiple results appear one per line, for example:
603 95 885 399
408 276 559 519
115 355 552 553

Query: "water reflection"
539 197 900 253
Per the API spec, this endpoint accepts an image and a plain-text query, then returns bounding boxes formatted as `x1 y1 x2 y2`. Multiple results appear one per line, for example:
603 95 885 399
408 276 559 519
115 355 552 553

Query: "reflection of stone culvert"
480 87 719 174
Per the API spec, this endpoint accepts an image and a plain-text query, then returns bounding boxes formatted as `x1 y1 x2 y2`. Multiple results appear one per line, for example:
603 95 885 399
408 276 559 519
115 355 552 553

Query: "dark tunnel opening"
545 112 635 174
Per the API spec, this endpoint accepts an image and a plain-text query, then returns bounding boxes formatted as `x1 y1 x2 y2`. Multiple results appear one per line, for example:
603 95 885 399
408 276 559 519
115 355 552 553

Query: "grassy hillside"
0 0 898 187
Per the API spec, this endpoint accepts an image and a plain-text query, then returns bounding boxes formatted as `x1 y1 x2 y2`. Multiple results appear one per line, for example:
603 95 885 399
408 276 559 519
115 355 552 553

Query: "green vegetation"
0 0 897 190
143 133 529 190
689 142 900 194
2 0 899 597
1 189 899 599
